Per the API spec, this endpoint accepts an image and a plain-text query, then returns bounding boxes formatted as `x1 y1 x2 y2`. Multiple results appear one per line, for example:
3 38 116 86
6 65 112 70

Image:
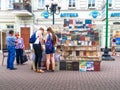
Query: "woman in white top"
45 27 57 72
33 27 44 73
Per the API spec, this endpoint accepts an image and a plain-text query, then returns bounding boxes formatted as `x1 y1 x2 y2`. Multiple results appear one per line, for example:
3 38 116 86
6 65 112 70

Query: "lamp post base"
102 47 115 61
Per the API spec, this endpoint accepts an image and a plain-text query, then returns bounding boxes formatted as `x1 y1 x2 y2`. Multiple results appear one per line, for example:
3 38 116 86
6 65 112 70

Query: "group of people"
6 30 24 70
6 27 57 73
32 27 57 73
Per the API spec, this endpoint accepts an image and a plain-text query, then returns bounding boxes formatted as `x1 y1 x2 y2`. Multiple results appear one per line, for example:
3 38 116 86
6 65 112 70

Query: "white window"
88 0 95 8
0 0 1 9
69 0 75 8
109 0 112 7
8 0 15 9
38 0 45 9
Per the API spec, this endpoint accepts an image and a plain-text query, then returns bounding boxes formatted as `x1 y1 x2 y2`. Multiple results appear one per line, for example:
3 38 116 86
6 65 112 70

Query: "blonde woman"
33 27 44 73
45 27 57 72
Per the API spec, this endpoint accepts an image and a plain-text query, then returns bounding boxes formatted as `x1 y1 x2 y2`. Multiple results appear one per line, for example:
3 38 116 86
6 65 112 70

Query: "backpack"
29 31 37 43
45 34 54 51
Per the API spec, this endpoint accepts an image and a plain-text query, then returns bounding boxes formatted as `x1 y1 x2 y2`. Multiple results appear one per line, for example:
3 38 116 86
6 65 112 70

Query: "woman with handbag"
15 33 24 65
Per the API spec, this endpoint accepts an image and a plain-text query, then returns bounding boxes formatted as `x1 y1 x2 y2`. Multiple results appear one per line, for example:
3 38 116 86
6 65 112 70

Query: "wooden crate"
66 61 72 70
94 61 101 71
55 62 60 71
72 61 79 71
60 61 66 70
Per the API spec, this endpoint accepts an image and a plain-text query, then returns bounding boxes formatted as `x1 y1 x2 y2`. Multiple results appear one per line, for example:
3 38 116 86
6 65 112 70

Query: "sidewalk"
0 54 120 90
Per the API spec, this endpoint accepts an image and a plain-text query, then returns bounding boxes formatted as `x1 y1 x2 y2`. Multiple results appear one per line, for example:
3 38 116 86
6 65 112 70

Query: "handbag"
22 54 28 64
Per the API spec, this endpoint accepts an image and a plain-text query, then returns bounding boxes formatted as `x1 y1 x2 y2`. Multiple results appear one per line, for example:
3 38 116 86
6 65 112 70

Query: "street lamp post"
102 0 115 60
46 3 61 25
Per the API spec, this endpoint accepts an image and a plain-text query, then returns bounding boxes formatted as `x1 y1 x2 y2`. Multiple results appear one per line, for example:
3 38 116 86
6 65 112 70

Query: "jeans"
16 49 23 64
33 44 42 69
7 46 15 69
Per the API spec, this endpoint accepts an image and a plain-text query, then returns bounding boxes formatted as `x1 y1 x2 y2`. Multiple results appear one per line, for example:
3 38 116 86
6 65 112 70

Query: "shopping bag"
22 54 28 64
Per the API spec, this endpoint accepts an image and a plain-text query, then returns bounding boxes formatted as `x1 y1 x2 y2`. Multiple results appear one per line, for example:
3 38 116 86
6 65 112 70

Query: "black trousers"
33 43 42 69
16 49 23 64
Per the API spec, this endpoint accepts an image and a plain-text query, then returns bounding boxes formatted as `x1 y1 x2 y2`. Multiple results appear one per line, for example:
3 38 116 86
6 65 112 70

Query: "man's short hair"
9 30 14 34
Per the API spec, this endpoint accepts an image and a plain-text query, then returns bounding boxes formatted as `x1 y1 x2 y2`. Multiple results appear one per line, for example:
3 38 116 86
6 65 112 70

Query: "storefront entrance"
0 30 9 51
20 27 30 50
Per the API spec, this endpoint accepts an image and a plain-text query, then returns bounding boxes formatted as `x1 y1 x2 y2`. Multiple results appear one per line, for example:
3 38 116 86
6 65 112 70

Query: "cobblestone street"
0 55 120 90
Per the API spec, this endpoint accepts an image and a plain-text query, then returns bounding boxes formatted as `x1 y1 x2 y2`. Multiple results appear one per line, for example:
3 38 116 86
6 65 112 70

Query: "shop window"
88 0 95 8
38 0 45 9
7 25 14 29
69 0 76 8
109 0 112 8
8 0 15 9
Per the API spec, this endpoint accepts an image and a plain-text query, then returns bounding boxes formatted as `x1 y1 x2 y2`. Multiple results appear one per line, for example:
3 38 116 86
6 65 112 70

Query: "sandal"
37 69 44 73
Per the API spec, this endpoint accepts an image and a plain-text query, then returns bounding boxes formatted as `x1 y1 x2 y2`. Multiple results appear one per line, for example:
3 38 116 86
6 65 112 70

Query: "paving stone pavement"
0 54 120 90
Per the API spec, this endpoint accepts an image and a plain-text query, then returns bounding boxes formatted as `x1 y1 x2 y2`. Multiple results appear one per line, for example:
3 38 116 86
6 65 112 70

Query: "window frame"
68 0 76 9
8 0 15 9
108 0 112 8
38 0 45 9
7 25 14 29
88 0 95 8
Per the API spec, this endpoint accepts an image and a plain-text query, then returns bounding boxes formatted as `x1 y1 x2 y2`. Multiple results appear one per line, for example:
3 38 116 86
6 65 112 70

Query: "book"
79 61 87 72
86 61 94 71
66 40 70 45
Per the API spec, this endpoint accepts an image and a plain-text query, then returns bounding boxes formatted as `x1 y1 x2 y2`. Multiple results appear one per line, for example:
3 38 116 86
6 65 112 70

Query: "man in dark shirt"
6 30 17 70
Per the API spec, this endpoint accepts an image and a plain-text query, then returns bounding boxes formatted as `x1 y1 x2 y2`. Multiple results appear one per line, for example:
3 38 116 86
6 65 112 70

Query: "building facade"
0 0 120 51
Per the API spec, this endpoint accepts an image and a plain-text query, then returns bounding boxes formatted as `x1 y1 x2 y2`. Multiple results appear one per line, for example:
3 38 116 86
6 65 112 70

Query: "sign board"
60 13 79 17
111 13 120 17
89 11 100 18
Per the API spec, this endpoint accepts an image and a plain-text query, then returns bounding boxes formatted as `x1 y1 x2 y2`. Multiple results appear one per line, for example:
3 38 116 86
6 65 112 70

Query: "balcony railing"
13 3 32 13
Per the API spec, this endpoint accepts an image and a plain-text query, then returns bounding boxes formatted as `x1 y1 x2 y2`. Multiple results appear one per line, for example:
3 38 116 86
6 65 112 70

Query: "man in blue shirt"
6 30 17 70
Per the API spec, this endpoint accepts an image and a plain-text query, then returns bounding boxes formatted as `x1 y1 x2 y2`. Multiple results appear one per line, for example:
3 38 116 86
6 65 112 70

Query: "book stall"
55 19 101 72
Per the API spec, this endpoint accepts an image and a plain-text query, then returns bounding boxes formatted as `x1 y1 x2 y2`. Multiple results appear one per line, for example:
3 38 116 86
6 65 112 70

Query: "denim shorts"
45 47 55 54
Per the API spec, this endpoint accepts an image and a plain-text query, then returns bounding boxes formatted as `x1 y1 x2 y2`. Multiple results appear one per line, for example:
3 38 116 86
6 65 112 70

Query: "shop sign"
60 13 79 17
111 13 120 17
41 11 49 19
89 11 100 18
